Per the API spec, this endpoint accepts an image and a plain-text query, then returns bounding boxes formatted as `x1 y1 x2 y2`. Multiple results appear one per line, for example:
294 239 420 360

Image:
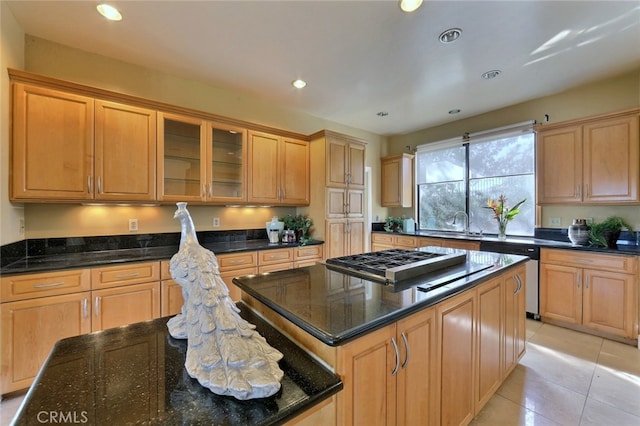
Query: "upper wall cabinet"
11 83 156 203
11 83 95 201
326 135 366 189
247 131 309 205
381 153 413 208
157 113 247 203
536 108 640 204
94 100 156 202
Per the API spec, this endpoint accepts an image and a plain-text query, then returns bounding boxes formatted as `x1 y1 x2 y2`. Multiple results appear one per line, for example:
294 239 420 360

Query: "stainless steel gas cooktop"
325 248 468 283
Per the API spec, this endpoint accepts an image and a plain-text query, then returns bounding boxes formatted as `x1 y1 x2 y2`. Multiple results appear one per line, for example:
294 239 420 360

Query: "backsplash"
1 229 268 268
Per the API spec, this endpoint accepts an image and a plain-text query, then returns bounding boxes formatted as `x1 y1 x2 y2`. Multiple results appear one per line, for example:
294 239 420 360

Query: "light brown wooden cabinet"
336 307 436 426
503 265 526 375
11 83 94 201
536 108 640 204
325 219 365 259
381 154 413 208
540 249 637 340
157 112 248 203
11 82 157 202
248 131 310 205
1 268 93 394
326 135 366 189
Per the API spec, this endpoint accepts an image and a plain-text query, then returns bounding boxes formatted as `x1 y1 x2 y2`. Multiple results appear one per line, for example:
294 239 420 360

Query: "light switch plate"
549 217 561 226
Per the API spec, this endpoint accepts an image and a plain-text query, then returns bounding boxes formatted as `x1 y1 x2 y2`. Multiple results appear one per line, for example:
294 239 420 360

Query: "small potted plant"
588 216 633 249
384 216 404 233
281 214 313 245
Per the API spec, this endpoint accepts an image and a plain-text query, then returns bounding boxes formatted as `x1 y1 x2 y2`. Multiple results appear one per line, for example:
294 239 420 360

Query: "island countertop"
234 248 528 346
11 304 342 426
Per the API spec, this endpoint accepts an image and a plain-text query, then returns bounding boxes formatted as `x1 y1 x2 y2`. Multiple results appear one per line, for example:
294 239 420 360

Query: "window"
416 123 535 236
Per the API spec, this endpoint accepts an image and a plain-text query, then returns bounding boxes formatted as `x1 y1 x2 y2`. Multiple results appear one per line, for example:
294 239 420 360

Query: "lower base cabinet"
91 282 160 332
336 307 436 426
0 292 92 393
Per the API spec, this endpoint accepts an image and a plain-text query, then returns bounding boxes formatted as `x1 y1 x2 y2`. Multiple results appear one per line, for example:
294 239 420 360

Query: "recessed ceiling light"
439 28 462 44
377 111 389 117
481 70 502 80
399 0 423 13
292 79 307 89
97 4 122 21
448 109 461 115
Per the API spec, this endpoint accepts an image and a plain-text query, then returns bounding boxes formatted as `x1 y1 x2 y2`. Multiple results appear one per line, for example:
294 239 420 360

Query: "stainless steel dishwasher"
479 241 540 320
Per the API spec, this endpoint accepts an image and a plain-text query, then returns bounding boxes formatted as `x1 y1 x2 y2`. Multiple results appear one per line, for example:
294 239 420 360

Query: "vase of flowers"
484 195 526 240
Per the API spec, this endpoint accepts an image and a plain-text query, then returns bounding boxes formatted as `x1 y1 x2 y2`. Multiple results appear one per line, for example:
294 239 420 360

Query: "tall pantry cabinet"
306 131 367 259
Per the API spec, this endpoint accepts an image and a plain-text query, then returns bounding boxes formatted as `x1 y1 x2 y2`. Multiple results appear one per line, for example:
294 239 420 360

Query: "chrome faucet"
452 211 469 234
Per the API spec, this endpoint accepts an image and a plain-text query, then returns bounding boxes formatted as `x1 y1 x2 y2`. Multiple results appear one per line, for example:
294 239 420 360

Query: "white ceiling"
6 1 640 136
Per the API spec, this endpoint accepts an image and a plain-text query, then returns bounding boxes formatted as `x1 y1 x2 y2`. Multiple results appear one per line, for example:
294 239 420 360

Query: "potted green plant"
384 216 404 233
588 216 633 249
281 214 313 245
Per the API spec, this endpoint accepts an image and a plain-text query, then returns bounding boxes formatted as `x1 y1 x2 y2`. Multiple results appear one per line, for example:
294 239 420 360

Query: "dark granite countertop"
0 240 324 276
234 248 528 346
11 304 342 426
371 229 640 255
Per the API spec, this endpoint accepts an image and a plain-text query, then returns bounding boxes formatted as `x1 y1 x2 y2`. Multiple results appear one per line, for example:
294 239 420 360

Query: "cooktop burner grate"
325 248 468 283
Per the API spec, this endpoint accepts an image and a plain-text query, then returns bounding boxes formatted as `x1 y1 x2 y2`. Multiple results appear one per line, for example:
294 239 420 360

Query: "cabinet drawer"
91 261 160 289
371 233 394 244
259 248 294 265
259 263 294 274
295 245 323 261
395 236 417 248
1 269 90 302
217 251 257 270
541 249 637 274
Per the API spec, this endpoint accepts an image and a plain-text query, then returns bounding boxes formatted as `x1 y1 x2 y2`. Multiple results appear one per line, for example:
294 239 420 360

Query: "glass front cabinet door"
157 112 247 203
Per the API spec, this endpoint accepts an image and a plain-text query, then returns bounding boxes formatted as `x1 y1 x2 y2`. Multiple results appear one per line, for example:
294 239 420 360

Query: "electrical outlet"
213 217 220 228
585 217 594 224
19 218 25 235
129 218 138 232
549 217 562 227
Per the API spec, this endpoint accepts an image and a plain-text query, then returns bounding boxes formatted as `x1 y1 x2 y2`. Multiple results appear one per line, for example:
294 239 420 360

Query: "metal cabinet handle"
514 274 522 295
82 298 88 319
577 273 581 288
94 296 101 317
33 281 65 289
201 184 206 198
208 183 213 198
585 184 589 197
585 275 589 289
115 272 140 279
87 176 91 194
577 185 581 198
97 176 102 194
400 332 410 369
391 337 400 376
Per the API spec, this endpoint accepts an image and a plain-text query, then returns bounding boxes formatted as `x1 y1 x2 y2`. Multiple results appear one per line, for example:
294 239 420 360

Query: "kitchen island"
10 306 342 426
234 247 529 425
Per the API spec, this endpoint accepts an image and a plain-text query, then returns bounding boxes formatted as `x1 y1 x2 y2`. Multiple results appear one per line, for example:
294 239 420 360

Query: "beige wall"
2 34 387 241
1 2 25 245
387 70 640 230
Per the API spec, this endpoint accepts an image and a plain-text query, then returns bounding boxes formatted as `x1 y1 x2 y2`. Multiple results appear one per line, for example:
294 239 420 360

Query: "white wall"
0 3 25 245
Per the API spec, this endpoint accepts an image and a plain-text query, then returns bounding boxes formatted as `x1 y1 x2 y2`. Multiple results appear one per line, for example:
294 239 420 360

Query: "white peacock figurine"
168 202 284 400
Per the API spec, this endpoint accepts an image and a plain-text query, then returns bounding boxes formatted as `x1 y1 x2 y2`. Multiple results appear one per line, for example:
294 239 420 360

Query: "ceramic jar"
568 219 590 246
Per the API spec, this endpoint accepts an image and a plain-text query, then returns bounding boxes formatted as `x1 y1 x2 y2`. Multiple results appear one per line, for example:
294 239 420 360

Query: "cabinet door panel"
347 220 365 256
583 115 639 203
1 292 91 393
397 308 436 426
160 280 184 317
583 269 635 337
209 124 247 202
536 126 582 203
348 143 365 188
157 112 206 202
248 131 279 203
326 220 348 259
476 278 503 410
95 100 156 201
327 138 347 187
280 138 310 205
540 263 581 324
92 283 160 331
437 291 476 426
12 83 94 200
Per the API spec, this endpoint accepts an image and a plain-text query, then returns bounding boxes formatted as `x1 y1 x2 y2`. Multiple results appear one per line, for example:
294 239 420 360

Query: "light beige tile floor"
1 320 639 425
471 320 640 426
